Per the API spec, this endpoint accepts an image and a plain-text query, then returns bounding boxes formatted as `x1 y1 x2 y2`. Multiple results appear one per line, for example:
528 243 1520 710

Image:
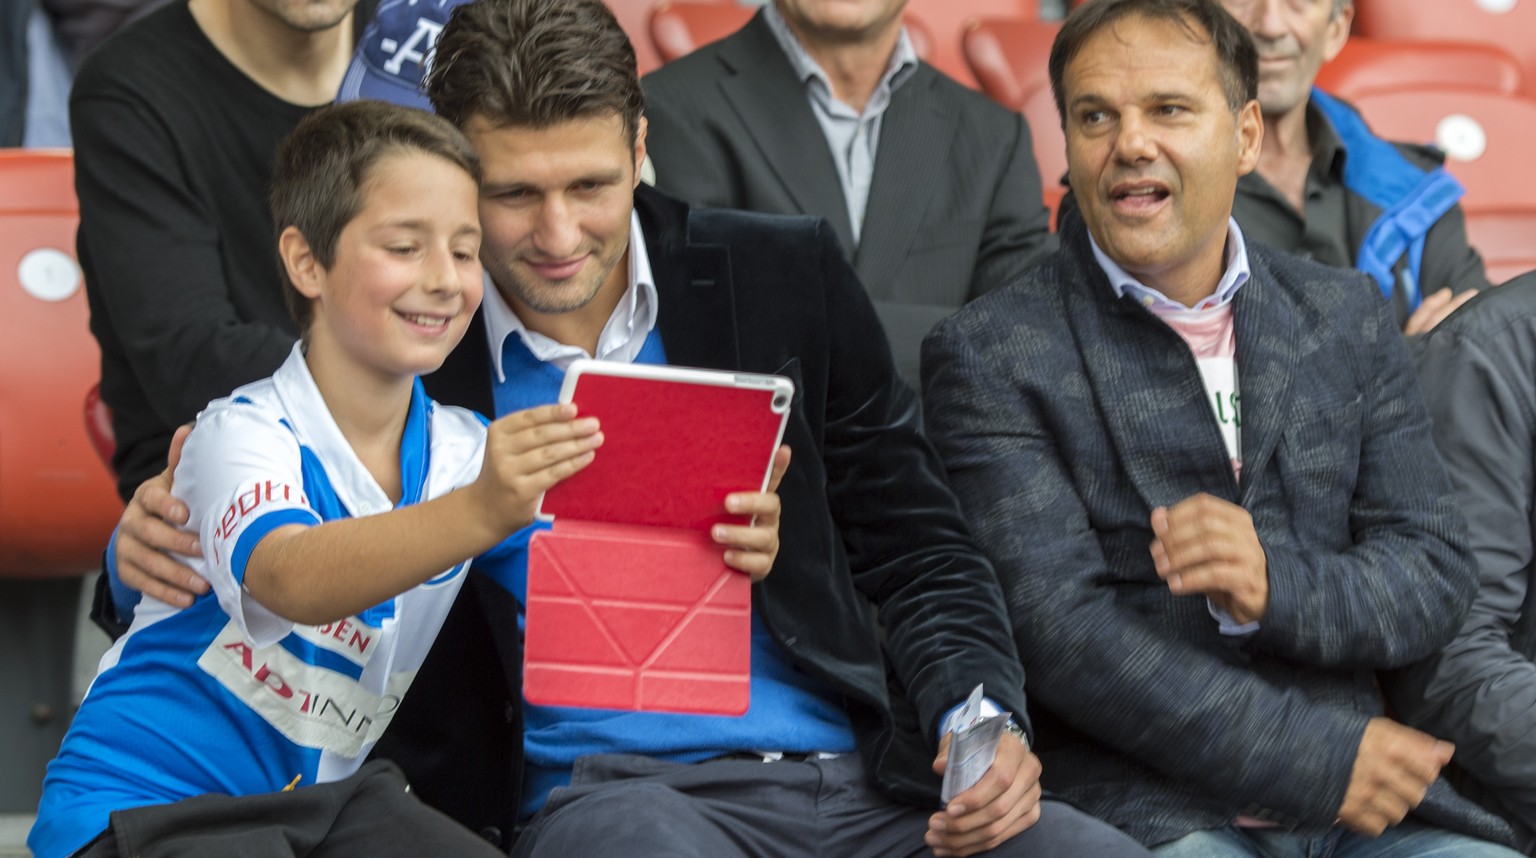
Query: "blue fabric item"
1312 88 1465 313
336 0 463 110
484 329 856 819
23 5 72 148
32 370 461 858
104 527 142 623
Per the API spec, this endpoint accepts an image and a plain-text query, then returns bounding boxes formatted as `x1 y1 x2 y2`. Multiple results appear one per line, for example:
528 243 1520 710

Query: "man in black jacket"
103 0 1149 855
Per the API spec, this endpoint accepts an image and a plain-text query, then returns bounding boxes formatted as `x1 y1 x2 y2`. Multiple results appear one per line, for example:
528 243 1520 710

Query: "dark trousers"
513 753 1151 857
76 760 505 858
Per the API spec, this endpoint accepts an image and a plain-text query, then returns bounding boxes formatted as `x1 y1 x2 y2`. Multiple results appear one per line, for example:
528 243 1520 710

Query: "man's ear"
279 225 323 299
1321 2 1354 65
1235 98 1264 177
632 114 649 190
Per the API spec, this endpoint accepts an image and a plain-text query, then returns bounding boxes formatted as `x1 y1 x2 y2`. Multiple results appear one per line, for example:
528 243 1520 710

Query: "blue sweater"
487 331 856 818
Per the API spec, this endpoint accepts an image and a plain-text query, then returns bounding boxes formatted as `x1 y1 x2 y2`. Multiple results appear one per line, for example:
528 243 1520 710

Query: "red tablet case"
524 365 790 716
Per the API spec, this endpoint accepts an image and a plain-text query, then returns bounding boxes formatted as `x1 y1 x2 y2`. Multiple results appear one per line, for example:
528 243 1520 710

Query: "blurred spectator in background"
1 0 169 146
1218 0 1490 334
641 0 1058 384
74 0 374 630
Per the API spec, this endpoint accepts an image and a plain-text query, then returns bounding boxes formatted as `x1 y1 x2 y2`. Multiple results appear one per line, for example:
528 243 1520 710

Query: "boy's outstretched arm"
245 404 601 625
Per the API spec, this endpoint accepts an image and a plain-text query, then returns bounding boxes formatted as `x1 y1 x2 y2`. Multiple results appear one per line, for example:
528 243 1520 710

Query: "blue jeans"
1153 822 1522 858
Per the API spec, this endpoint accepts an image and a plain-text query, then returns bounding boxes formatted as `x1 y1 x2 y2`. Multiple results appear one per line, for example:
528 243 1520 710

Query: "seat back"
1317 37 1524 100
1021 85 1067 223
650 1 753 63
906 0 1037 87
1347 88 1536 214
1466 211 1536 286
1352 0 1536 95
84 383 114 470
0 149 123 577
963 17 1060 111
962 17 1064 221
607 0 668 75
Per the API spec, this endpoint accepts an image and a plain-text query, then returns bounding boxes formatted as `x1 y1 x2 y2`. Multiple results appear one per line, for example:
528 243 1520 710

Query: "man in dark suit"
103 0 1151 855
922 0 1520 854
640 0 1056 384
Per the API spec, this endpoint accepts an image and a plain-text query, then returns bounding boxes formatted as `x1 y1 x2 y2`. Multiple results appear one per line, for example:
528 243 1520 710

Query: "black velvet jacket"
373 186 1028 849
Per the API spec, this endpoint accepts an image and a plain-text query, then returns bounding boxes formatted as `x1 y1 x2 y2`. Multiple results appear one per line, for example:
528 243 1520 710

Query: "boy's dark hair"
424 0 644 144
269 100 481 333
1049 0 1259 125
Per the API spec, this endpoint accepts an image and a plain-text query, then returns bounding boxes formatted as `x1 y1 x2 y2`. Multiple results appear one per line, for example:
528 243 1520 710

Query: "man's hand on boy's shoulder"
116 423 208 607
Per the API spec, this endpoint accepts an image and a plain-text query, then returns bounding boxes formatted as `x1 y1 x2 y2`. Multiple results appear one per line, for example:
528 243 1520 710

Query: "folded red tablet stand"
524 364 790 716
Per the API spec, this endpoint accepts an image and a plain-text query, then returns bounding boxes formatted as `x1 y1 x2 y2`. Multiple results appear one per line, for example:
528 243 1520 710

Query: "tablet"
535 360 795 532
523 360 793 715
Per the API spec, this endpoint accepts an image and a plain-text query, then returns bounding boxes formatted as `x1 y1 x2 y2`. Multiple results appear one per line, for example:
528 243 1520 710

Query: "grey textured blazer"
921 213 1516 849
641 11 1056 383
1389 272 1536 852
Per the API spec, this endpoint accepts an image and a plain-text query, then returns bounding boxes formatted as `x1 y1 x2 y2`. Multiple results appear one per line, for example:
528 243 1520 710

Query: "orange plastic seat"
1352 0 1536 97
1317 37 1524 100
1021 84 1067 225
651 0 752 62
963 17 1060 111
607 0 669 75
650 1 934 65
1346 88 1536 282
1466 211 1536 286
0 149 123 577
960 18 1066 223
906 0 1038 87
84 383 114 470
1347 88 1536 215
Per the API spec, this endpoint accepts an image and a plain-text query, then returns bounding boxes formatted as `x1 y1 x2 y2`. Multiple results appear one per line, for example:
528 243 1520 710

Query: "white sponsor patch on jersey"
292 618 384 667
198 620 415 758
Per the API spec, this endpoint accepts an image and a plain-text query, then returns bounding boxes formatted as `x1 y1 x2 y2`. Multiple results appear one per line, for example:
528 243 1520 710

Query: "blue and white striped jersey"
32 346 490 858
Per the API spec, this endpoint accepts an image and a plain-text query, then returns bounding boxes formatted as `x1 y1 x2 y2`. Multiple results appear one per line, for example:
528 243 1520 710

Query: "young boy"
29 100 769 857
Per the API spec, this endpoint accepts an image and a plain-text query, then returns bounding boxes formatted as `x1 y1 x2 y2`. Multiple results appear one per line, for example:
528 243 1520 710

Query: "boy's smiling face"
293 150 484 387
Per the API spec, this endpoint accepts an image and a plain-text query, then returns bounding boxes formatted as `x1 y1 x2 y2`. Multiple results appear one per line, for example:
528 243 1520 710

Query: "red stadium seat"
650 1 933 65
0 149 123 578
906 0 1038 87
1467 212 1536 286
608 0 670 75
1352 0 1536 98
84 383 114 470
1347 88 1536 214
651 1 753 63
1021 84 1067 223
1317 37 1524 100
962 18 1065 221
963 17 1060 111
1347 88 1536 283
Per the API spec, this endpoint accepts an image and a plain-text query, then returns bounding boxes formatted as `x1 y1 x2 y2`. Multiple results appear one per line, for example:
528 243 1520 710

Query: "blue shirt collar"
1089 218 1251 312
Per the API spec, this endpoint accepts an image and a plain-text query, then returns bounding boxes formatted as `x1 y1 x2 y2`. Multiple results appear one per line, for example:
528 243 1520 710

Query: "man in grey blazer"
922 0 1521 854
641 0 1056 384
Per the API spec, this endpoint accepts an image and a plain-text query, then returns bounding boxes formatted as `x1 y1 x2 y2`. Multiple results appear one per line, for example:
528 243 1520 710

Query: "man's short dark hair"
1049 0 1259 124
269 99 481 333
425 0 645 143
